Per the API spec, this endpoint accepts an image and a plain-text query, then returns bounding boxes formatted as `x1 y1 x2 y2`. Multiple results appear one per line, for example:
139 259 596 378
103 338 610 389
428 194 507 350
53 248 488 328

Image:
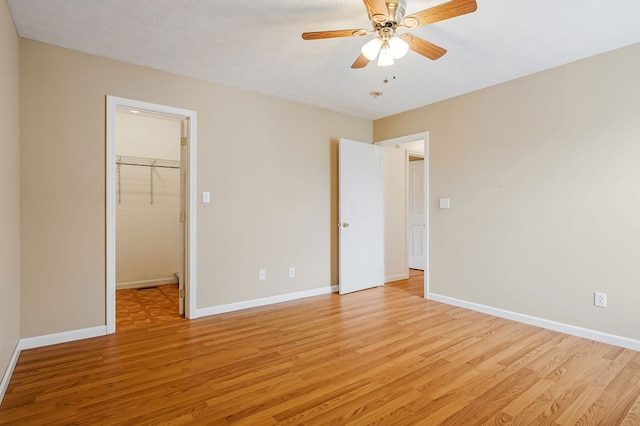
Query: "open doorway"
403 152 426 297
113 108 184 329
379 135 428 298
106 96 197 334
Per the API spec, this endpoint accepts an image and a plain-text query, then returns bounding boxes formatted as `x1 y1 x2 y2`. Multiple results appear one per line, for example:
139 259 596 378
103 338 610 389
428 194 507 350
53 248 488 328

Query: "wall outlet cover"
594 292 607 308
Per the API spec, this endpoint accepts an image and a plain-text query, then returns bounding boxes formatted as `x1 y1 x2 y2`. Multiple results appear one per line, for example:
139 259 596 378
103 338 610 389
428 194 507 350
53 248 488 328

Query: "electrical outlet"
289 267 295 278
258 269 266 281
594 292 607 308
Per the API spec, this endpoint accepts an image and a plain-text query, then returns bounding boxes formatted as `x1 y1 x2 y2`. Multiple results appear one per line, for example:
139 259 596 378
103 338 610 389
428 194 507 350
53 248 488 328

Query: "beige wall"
0 0 21 382
383 145 408 281
16 19 638 346
19 39 371 337
115 111 181 287
374 43 640 340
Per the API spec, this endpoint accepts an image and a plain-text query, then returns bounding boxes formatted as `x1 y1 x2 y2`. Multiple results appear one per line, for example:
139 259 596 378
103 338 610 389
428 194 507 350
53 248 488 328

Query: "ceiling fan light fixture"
388 35 409 59
377 43 395 67
361 37 382 60
301 0 478 69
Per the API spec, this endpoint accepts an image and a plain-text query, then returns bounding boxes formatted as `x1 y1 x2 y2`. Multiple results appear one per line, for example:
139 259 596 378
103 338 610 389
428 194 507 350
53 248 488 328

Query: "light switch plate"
203 191 210 203
439 198 450 209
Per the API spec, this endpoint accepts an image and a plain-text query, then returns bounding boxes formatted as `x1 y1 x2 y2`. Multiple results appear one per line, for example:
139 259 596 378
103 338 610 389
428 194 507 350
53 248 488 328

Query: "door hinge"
180 212 186 223
179 288 185 298
181 137 187 147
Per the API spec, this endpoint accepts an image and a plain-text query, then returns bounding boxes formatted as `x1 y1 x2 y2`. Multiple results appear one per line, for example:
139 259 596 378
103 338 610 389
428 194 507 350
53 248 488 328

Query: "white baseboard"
116 278 178 290
1 325 107 404
385 274 409 283
194 285 338 319
19 326 107 351
0 342 21 405
428 292 640 351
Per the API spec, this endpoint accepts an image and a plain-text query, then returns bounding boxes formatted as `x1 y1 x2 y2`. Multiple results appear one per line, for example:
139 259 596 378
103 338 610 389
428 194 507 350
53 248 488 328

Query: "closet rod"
116 161 180 170
116 155 180 170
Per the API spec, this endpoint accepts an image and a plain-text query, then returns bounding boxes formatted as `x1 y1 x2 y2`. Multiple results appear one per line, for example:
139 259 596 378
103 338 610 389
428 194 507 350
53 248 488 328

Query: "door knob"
342 222 350 228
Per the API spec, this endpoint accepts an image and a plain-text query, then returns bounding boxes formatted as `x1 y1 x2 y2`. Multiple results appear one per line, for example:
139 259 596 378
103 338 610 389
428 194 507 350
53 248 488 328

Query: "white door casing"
178 119 188 316
106 96 197 334
338 138 384 294
408 159 425 270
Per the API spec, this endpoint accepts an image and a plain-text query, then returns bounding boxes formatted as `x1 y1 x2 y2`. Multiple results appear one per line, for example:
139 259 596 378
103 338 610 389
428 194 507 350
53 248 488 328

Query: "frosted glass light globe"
377 44 395 66
361 37 382 60
388 36 409 59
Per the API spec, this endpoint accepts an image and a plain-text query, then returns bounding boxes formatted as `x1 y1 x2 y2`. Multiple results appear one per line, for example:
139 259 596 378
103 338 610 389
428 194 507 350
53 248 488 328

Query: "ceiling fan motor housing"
371 1 413 36
385 1 407 24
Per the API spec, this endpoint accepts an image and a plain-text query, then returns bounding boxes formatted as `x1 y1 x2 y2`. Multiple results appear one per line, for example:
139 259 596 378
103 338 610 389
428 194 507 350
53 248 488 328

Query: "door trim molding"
105 96 198 333
375 132 429 298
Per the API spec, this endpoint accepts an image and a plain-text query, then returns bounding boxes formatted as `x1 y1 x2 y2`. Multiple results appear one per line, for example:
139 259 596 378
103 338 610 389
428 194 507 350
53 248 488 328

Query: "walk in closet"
115 109 182 292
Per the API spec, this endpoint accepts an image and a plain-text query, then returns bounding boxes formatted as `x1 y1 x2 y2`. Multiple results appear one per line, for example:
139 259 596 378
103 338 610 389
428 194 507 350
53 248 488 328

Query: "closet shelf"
116 155 180 169
116 156 180 205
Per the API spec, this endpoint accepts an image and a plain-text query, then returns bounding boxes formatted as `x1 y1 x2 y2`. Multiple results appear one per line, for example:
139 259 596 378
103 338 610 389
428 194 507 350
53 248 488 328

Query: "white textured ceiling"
7 0 640 119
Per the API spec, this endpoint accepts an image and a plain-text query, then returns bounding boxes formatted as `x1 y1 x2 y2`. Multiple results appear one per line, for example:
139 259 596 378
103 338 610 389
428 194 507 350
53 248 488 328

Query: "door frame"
376 132 429 298
105 96 198 334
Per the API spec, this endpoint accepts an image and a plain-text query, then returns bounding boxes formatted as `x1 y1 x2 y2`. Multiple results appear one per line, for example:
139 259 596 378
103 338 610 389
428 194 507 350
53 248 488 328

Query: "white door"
408 159 425 270
339 139 384 294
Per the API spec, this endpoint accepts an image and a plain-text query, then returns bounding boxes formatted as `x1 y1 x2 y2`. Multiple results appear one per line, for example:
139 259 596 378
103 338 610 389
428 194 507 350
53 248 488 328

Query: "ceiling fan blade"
400 34 447 60
351 54 371 69
404 0 477 27
302 29 367 40
362 0 389 22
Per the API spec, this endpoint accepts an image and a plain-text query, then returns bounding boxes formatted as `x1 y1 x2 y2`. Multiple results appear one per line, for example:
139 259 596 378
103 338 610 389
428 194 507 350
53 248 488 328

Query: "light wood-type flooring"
116 284 181 330
2 286 640 424
386 269 425 298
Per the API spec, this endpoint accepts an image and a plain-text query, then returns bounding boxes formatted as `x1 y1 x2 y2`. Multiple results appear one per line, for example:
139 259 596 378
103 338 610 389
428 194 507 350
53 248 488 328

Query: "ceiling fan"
302 0 477 68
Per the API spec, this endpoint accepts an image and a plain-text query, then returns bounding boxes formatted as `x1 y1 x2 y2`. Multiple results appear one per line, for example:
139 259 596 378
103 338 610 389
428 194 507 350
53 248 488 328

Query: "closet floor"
116 284 182 330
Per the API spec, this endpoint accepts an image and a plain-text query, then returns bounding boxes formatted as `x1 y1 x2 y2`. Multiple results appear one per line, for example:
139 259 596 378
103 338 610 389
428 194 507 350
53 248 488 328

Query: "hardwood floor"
2 287 640 424
116 284 181 330
386 269 425 298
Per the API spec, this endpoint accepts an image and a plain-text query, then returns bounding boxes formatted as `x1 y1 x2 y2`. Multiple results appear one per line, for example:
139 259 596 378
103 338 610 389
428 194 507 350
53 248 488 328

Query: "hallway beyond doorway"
385 269 424 298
